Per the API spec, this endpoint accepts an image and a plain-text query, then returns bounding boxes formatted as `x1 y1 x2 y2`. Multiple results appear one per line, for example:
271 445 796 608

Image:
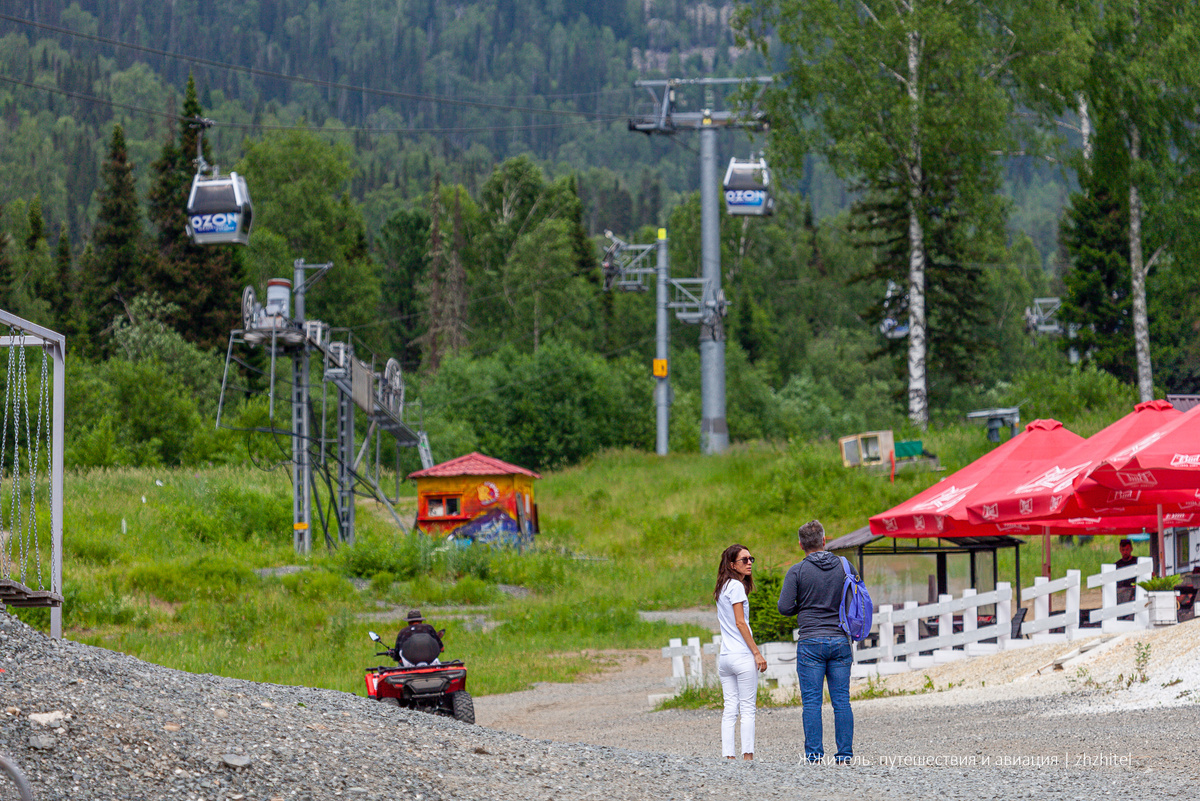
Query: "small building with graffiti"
408 452 541 546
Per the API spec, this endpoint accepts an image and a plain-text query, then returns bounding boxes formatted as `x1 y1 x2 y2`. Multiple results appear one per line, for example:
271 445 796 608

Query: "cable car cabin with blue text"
187 172 254 246
722 156 775 217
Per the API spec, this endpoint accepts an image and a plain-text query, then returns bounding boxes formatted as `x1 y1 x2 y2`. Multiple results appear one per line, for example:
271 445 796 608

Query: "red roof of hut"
408 451 542 480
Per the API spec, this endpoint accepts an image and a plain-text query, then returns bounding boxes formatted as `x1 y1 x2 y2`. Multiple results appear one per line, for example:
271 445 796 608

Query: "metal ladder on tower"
417 430 434 469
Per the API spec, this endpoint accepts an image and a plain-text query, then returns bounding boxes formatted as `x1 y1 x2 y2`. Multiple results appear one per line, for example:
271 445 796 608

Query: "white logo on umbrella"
980 503 998 520
1013 462 1092 494
912 483 978 513
1116 470 1158 488
1109 430 1167 462
1170 453 1200 467
1019 498 1034 515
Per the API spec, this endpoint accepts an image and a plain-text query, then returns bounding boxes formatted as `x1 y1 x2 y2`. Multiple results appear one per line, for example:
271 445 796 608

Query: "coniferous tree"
91 124 143 350
419 174 446 372
51 223 73 335
0 213 12 311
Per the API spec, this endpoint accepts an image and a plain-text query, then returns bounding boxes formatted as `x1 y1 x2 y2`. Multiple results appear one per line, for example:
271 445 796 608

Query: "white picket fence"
661 557 1163 687
1086 556 1152 631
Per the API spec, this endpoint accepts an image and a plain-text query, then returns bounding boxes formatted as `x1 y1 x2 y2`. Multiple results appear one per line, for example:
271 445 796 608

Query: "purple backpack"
838 556 873 641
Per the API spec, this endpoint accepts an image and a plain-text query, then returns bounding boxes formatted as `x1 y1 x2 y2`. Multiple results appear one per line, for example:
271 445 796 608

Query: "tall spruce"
91 124 143 349
145 76 244 351
52 223 74 336
419 174 447 372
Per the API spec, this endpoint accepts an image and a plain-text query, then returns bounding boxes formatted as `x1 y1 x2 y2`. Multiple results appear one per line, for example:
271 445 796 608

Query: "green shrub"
491 549 571 593
436 541 493 580
502 601 638 636
369 571 397 594
128 554 257 602
445 576 498 605
281 570 355 602
748 571 796 643
340 534 436 579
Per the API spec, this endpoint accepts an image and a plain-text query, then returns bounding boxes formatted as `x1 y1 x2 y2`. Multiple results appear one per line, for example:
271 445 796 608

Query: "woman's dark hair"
713 543 754 602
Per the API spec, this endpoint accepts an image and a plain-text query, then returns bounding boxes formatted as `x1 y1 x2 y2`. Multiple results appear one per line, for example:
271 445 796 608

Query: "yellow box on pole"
652 359 668 378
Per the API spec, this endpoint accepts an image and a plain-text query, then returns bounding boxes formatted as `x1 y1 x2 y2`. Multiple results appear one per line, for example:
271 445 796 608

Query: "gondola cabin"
409 452 540 547
186 172 254 245
722 156 775 217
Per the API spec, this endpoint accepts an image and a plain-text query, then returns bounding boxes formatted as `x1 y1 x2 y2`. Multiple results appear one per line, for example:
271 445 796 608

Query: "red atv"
364 631 475 724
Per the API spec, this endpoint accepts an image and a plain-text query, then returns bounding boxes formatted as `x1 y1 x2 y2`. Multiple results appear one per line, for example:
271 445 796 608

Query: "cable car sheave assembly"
186 117 254 246
218 263 431 554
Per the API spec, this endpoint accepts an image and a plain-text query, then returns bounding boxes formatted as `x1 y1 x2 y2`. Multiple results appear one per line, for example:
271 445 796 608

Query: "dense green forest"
0 0 1197 474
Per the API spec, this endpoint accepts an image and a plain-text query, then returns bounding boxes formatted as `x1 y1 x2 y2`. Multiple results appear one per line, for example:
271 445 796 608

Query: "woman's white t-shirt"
716 578 753 656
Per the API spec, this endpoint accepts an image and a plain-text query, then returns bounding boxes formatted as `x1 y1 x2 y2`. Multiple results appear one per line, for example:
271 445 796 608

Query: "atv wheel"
451 691 475 724
379 696 400 707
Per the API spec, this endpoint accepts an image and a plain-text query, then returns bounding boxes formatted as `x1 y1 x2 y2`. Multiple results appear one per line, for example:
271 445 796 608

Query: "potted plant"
1137 574 1182 625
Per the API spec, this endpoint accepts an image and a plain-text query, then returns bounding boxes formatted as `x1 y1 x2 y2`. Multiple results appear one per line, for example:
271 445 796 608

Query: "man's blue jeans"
796 635 854 762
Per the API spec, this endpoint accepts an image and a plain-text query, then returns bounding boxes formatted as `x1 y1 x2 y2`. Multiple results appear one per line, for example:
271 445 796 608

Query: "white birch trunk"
1129 123 1153 401
1077 93 1092 164
905 24 928 428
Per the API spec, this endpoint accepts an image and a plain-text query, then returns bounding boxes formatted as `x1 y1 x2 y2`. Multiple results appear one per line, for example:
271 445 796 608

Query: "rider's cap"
406 609 424 622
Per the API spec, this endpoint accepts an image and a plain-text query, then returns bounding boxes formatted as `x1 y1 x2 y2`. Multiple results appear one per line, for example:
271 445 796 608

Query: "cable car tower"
216 262 432 554
628 77 773 454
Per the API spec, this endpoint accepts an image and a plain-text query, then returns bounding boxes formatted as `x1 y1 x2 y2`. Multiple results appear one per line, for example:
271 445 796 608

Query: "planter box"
1147 591 1178 626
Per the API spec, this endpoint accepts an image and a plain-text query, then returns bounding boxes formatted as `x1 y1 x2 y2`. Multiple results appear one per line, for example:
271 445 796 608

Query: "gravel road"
3 611 1197 800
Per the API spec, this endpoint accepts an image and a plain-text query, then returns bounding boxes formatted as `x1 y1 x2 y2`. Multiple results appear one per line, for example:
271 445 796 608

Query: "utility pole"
291 259 332 554
629 77 771 454
655 228 670 456
602 230 672 454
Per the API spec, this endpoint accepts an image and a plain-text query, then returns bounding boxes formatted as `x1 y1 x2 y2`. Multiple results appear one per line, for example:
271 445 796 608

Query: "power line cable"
0 13 629 122
0 75 605 136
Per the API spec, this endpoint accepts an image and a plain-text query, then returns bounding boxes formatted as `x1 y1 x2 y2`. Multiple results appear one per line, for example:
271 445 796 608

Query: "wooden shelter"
408 452 541 546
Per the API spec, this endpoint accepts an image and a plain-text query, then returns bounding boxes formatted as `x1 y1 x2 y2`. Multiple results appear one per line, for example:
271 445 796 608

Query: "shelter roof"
408 451 542 480
826 525 1025 552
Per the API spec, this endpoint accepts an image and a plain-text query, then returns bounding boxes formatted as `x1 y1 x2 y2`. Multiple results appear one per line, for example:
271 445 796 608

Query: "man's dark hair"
798 519 825 551
1119 538 1132 548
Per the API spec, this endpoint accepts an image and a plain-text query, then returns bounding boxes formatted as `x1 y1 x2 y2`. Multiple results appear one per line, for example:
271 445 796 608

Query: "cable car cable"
0 74 608 136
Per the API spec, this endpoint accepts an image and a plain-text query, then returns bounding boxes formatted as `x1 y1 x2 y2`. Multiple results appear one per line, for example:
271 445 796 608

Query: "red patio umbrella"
965 399 1181 526
1084 401 1200 493
869 419 1088 538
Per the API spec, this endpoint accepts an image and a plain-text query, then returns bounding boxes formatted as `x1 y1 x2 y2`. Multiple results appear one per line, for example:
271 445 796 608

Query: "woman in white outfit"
714 543 767 760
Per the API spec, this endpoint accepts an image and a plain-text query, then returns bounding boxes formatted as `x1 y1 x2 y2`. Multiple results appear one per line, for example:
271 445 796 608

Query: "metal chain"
30 345 47 590
14 336 27 586
0 328 10 580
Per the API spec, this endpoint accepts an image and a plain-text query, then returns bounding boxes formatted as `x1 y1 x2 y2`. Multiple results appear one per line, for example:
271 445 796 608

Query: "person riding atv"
394 609 445 667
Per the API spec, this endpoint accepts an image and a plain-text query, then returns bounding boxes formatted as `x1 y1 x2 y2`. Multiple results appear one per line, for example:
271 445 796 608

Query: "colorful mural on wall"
408 452 541 547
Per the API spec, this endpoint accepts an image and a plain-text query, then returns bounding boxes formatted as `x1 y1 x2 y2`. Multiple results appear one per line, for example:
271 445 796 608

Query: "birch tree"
736 0 1056 426
1074 0 1200 401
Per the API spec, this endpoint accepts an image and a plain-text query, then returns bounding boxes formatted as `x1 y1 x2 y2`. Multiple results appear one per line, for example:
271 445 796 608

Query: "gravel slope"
3 611 1197 800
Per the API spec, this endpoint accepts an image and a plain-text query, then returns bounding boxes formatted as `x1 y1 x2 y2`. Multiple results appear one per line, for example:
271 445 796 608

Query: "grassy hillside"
11 426 1146 696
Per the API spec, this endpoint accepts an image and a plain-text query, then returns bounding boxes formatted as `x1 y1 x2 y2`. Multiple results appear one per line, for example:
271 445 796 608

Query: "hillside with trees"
0 0 1197 474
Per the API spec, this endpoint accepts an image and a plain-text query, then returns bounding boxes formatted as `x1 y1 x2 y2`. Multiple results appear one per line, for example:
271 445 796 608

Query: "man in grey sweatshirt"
777 519 856 763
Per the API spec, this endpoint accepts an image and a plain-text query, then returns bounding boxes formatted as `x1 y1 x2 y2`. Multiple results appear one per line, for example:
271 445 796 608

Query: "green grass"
11 426 1139 699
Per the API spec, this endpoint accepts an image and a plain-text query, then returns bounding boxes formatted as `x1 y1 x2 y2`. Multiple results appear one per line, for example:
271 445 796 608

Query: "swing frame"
0 310 64 639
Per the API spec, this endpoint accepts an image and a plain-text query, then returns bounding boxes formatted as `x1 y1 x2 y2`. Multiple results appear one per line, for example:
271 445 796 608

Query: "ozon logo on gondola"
190 213 240 234
724 189 765 207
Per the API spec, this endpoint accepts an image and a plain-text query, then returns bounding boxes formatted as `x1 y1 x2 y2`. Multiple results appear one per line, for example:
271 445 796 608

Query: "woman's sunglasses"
735 556 755 565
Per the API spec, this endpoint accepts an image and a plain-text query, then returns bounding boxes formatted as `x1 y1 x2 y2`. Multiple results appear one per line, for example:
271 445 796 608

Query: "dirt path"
474 620 1200 782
